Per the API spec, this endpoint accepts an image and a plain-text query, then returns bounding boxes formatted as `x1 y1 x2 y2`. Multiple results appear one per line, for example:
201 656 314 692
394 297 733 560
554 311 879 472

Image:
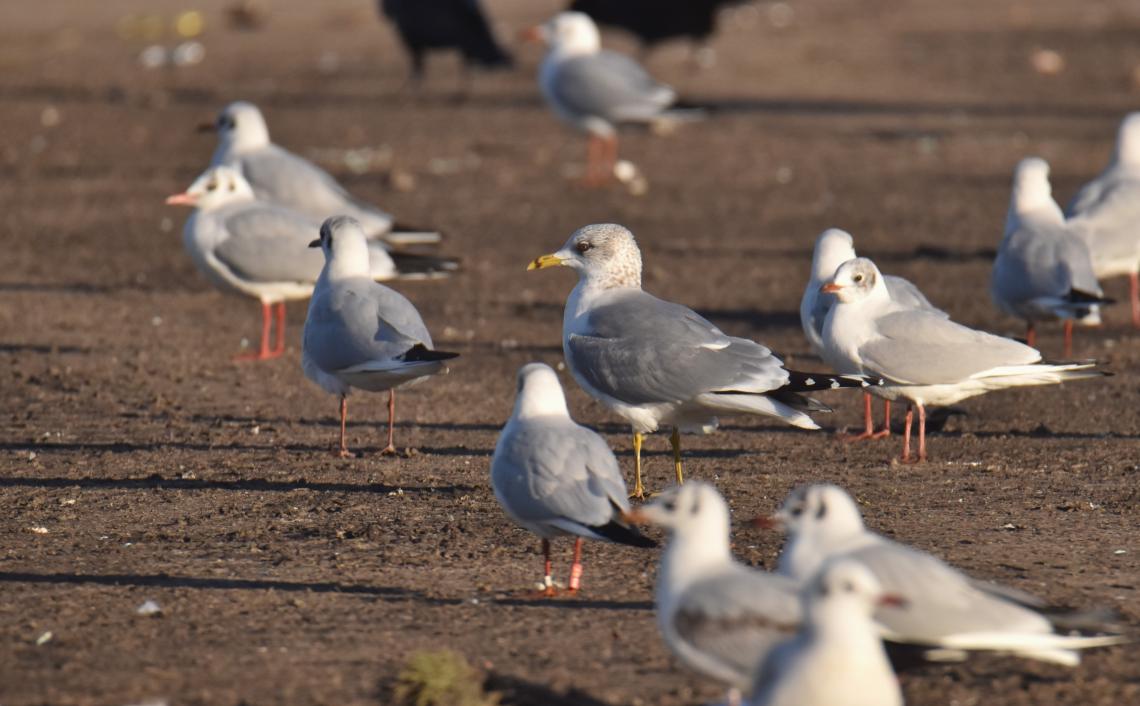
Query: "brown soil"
1 1 1138 704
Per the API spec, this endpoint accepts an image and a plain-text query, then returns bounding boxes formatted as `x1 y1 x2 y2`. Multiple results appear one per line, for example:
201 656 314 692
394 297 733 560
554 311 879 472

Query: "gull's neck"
326 237 374 281
658 523 733 607
1112 116 1140 170
513 384 571 421
1007 177 1063 234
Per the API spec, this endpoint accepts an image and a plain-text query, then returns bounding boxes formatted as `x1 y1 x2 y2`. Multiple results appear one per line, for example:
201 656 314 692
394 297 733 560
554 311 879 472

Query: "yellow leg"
670 428 684 485
631 432 645 499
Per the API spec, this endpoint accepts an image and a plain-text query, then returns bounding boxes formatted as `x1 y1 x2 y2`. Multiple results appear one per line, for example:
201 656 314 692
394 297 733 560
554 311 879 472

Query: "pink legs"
900 403 927 463
530 538 585 598
1131 272 1140 328
235 301 286 361
1025 322 1036 349
568 537 584 593
582 134 618 186
332 390 399 458
1063 319 1073 358
380 390 398 456
335 395 353 458
843 392 891 441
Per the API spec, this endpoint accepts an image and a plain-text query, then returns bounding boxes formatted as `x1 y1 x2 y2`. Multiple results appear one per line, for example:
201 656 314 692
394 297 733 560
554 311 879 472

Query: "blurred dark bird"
378 0 514 81
568 0 751 62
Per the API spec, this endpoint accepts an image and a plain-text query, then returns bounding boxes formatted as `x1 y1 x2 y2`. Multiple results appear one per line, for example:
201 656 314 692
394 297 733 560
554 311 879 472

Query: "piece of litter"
1114 549 1127 555
28 526 48 534
136 600 163 616
35 631 53 646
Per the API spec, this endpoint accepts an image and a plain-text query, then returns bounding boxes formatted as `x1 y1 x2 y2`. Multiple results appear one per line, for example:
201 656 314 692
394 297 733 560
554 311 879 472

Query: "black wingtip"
780 370 880 391
590 520 657 549
1068 288 1115 305
403 344 460 362
390 252 461 276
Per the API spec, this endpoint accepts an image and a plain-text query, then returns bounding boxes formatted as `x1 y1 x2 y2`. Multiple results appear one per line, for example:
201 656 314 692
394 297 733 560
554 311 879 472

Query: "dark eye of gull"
575 241 593 254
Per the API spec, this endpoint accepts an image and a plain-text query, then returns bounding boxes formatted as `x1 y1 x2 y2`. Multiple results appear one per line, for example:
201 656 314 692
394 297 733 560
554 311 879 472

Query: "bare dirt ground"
1 1 1138 704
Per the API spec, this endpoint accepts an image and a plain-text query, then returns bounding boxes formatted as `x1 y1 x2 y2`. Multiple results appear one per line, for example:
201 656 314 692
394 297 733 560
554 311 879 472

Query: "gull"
490 363 656 596
992 157 1109 357
165 166 457 360
628 482 803 697
529 223 871 497
747 559 904 706
801 228 945 440
204 101 440 244
379 0 513 83
1067 112 1140 328
302 216 457 457
820 257 1103 462
527 12 695 185
763 484 1127 666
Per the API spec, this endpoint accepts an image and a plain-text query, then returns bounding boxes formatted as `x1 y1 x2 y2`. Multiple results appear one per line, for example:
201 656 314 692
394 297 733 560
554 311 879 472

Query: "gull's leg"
1025 322 1036 349
871 400 891 439
537 538 557 597
1063 319 1074 358
631 431 645 500
604 134 619 177
581 135 601 186
336 395 353 458
1128 271 1140 327
900 404 913 463
380 390 398 456
272 301 286 355
670 427 684 485
917 403 927 461
567 537 584 594
235 302 276 361
841 392 876 441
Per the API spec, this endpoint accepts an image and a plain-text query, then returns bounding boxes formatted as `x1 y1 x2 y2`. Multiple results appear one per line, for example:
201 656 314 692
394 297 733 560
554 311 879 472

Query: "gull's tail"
390 251 461 280
702 372 876 430
386 222 444 246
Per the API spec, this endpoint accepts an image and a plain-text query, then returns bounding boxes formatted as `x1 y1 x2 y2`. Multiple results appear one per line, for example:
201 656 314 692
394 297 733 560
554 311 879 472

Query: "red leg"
1130 272 1140 328
234 302 280 361
603 135 618 177
917 403 927 461
568 537 584 593
272 302 286 355
841 392 876 441
900 405 913 462
1063 319 1073 358
335 395 353 458
538 538 557 597
1025 322 1036 349
380 390 397 456
871 400 891 439
581 135 601 186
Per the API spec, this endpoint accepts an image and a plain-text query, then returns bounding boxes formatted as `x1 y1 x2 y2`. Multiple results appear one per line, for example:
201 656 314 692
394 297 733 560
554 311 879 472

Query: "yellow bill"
527 253 565 271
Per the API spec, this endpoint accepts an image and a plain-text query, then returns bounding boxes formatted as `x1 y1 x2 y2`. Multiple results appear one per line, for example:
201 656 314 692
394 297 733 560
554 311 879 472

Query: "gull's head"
1114 112 1140 168
811 228 857 282
542 12 601 56
820 257 886 304
512 362 570 420
210 101 270 151
767 484 866 544
628 482 730 547
311 215 371 273
806 559 904 624
527 223 642 289
1010 156 1058 212
165 165 254 210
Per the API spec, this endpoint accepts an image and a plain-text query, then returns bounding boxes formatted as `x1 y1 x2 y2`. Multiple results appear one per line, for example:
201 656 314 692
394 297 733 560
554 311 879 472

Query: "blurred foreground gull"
491 363 656 595
302 217 457 456
1067 112 1140 328
747 560 904 706
530 223 871 497
820 257 1102 462
166 166 456 360
628 482 802 696
765 484 1128 665
378 0 513 83
992 157 1109 357
802 228 945 440
569 0 746 67
528 12 696 185
205 101 441 244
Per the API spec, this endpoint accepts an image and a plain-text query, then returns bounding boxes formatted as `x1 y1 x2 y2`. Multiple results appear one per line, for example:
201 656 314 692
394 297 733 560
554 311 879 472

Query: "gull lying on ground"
1067 112 1140 328
166 165 456 360
491 363 655 595
802 228 945 440
763 484 1127 665
302 216 457 456
992 157 1109 357
820 257 1103 462
205 101 440 244
530 223 871 497
747 559 904 706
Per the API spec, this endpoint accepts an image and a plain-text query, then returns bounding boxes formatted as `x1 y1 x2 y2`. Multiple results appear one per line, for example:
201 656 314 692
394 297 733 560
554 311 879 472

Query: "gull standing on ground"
820 257 1102 462
205 101 440 244
529 223 871 497
992 157 1109 357
801 228 946 440
491 363 656 595
747 559 904 706
628 482 803 697
166 166 457 360
528 12 694 185
1067 112 1140 328
302 216 458 457
763 484 1127 665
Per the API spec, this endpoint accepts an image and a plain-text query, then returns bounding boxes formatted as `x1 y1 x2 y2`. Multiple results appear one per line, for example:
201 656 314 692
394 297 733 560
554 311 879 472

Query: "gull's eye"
853 274 864 283
206 180 218 191
575 241 593 254
843 580 855 593
789 504 804 518
661 499 676 512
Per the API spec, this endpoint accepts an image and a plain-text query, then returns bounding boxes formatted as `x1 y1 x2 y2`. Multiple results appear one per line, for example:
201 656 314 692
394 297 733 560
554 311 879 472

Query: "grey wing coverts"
552 52 675 122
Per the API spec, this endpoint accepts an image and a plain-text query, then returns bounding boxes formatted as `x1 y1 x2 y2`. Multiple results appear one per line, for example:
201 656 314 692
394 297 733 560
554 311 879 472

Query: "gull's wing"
858 309 1040 385
994 218 1103 310
303 277 431 372
671 566 803 688
566 290 790 405
214 206 326 284
550 51 675 124
1067 175 1140 270
884 275 945 315
492 421 630 532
